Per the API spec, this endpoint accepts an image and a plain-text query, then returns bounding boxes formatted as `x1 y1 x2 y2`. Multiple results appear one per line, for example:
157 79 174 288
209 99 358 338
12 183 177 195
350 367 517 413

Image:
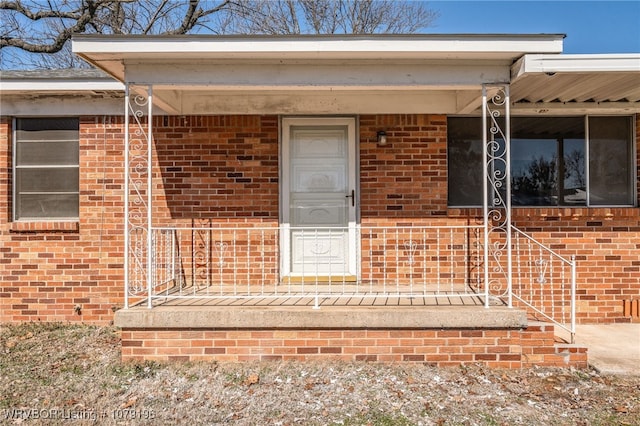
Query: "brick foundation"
120 323 587 368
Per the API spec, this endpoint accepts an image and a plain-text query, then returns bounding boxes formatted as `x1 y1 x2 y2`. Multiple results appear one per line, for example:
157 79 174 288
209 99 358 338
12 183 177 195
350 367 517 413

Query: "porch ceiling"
72 33 565 115
119 58 512 114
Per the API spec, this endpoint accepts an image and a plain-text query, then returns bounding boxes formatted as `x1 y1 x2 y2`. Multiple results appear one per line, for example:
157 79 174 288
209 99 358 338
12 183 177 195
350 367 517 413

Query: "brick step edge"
522 321 588 368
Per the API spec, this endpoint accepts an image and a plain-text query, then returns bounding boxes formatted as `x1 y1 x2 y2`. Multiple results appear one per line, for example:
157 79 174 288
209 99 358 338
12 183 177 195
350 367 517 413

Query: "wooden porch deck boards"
138 290 503 308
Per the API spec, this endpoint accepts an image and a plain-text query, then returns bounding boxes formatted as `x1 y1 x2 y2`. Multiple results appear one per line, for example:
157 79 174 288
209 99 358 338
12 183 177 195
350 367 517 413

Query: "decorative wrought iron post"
124 84 153 308
482 84 512 308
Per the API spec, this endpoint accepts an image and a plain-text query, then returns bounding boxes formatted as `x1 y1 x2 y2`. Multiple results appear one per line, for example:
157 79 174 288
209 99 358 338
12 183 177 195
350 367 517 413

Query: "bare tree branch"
164 0 202 35
0 0 439 69
143 0 171 35
1 0 104 53
0 0 82 20
223 0 438 35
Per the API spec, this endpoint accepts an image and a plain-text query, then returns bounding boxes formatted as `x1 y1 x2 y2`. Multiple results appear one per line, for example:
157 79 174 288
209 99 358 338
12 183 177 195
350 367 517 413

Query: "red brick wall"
1 116 125 323
1 113 638 324
510 208 640 323
149 115 281 288
151 115 279 224
120 323 587 368
359 114 448 221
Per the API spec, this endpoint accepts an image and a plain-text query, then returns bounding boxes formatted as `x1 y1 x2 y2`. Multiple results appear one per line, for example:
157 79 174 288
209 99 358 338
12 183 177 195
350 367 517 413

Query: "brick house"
1 34 639 367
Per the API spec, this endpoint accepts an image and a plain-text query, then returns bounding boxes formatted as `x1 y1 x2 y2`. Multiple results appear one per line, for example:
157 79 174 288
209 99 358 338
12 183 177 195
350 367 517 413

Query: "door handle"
345 189 355 207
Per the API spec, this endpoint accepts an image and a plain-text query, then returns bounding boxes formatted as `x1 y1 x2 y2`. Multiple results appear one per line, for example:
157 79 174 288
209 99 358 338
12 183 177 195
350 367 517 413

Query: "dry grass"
1 323 639 425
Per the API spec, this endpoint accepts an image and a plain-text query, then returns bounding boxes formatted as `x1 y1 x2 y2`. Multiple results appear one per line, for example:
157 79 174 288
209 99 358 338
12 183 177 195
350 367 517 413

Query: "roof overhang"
71 34 566 115
73 34 565 80
7 35 638 116
0 70 125 115
0 69 123 92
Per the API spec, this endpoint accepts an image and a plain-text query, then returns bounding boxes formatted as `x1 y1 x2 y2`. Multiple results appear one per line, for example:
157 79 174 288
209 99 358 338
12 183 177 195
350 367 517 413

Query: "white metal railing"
511 226 577 343
129 225 488 307
125 224 576 342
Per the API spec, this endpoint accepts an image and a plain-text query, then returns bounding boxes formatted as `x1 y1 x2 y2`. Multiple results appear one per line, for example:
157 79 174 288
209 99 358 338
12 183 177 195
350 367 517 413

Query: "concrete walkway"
573 324 640 376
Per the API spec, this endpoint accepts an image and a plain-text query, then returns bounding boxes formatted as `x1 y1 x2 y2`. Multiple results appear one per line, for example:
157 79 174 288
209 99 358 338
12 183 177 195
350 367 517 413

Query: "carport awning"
510 54 640 114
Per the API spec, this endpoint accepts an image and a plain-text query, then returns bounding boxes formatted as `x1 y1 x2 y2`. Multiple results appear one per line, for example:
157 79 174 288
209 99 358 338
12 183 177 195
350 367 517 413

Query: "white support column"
482 87 489 308
505 87 512 308
146 86 154 309
124 85 152 308
124 85 130 309
570 256 577 344
482 84 512 308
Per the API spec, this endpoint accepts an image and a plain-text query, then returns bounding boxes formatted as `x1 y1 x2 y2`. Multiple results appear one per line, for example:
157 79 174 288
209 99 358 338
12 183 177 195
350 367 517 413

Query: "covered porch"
71 34 588 365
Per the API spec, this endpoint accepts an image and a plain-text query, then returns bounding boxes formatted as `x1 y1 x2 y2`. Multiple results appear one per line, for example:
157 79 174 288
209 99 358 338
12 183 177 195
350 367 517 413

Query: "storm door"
281 117 357 280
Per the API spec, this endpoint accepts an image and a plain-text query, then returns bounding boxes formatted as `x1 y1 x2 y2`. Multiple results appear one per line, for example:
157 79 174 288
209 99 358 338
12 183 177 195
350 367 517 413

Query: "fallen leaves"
121 396 138 408
242 373 260 386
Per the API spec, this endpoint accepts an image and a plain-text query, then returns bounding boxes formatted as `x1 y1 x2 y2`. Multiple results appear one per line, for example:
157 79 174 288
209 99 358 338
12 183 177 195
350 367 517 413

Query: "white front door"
281 117 357 279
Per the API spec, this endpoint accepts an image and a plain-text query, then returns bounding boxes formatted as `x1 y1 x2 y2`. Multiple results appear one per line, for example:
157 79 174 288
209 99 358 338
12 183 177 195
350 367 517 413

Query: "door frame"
280 116 358 280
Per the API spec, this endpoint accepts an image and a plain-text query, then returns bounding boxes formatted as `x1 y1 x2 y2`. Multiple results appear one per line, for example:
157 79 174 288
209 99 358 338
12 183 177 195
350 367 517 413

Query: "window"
511 117 585 206
447 117 483 206
589 116 634 205
13 117 79 220
447 116 635 207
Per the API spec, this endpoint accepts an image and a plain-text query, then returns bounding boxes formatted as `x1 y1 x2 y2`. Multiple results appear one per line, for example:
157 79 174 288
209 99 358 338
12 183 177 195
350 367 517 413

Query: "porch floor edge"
114 305 528 330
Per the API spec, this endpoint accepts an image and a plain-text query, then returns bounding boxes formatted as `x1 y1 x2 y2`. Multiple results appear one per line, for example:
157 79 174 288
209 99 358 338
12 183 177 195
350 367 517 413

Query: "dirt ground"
1 323 639 425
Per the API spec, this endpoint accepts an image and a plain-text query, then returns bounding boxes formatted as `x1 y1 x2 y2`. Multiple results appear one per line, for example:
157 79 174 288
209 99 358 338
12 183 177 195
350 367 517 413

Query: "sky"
427 0 640 53
1 0 638 70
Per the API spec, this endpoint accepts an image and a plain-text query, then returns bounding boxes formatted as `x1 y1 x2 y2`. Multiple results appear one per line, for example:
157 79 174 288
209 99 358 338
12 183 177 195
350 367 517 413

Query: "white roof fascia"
73 34 565 87
512 53 640 80
0 80 124 94
73 34 564 82
73 34 564 59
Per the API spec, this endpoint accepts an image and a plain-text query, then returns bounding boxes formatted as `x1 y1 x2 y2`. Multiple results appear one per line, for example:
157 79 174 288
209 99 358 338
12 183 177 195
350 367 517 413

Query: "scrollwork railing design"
404 240 418 266
192 219 211 288
125 87 152 298
483 85 511 300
